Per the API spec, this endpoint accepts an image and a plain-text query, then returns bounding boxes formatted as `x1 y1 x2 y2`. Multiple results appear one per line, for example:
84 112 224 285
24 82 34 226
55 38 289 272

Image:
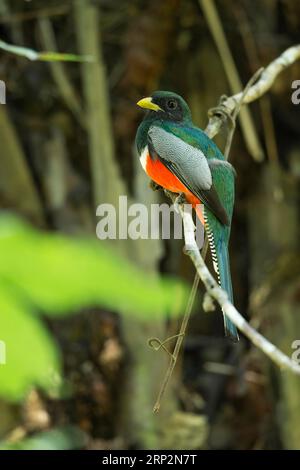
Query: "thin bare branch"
205 44 300 139
223 67 264 159
180 206 300 375
152 266 200 413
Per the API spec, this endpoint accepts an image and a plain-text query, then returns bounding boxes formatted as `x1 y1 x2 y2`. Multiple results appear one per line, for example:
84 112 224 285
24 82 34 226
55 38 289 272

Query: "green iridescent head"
137 91 192 124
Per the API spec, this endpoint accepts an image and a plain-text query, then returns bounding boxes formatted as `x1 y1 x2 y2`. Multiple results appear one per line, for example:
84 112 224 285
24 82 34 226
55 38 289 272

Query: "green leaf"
0 215 187 319
0 215 188 401
0 283 61 401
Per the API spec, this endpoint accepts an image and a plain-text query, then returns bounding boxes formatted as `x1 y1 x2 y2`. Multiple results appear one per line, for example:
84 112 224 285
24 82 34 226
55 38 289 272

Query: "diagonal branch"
205 44 300 139
180 206 300 375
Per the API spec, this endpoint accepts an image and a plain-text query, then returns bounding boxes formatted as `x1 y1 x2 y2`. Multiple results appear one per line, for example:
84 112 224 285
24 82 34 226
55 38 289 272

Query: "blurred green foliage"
0 426 87 450
0 215 188 401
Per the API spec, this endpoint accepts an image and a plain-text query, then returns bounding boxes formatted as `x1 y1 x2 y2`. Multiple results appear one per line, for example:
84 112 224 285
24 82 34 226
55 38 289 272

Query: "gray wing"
148 126 229 225
148 126 212 190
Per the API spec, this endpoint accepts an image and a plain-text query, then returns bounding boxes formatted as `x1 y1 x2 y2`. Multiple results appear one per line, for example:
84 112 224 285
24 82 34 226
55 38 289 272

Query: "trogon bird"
135 91 238 342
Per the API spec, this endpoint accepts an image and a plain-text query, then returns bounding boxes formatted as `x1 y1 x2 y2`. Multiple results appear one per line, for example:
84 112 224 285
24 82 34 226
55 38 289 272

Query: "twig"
180 205 300 375
152 272 199 413
223 67 264 159
0 37 92 62
205 44 300 139
152 236 210 412
151 206 208 412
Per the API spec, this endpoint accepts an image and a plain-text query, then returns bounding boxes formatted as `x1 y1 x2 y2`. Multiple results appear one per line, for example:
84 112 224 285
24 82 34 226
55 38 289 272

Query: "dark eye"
166 99 178 111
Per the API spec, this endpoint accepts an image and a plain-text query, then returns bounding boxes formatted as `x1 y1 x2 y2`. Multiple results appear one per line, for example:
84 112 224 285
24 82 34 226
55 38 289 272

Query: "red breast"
141 151 204 225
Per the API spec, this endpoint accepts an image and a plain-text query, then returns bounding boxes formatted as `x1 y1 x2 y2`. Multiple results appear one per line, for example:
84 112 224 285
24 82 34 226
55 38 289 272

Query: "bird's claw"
149 181 162 191
174 193 186 213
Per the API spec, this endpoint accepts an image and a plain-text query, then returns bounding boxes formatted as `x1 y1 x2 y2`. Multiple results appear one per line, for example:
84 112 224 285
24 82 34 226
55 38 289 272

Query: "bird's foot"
149 181 162 192
174 193 186 214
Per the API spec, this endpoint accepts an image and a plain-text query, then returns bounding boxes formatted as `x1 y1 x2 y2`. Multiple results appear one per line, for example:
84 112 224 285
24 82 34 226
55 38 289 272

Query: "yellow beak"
136 97 163 112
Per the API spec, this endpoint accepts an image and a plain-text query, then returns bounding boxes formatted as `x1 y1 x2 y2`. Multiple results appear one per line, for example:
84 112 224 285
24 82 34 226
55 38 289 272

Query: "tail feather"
217 241 239 342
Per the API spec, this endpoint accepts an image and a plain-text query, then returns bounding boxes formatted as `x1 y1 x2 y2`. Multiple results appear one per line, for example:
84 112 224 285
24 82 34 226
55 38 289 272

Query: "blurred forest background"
0 0 300 451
